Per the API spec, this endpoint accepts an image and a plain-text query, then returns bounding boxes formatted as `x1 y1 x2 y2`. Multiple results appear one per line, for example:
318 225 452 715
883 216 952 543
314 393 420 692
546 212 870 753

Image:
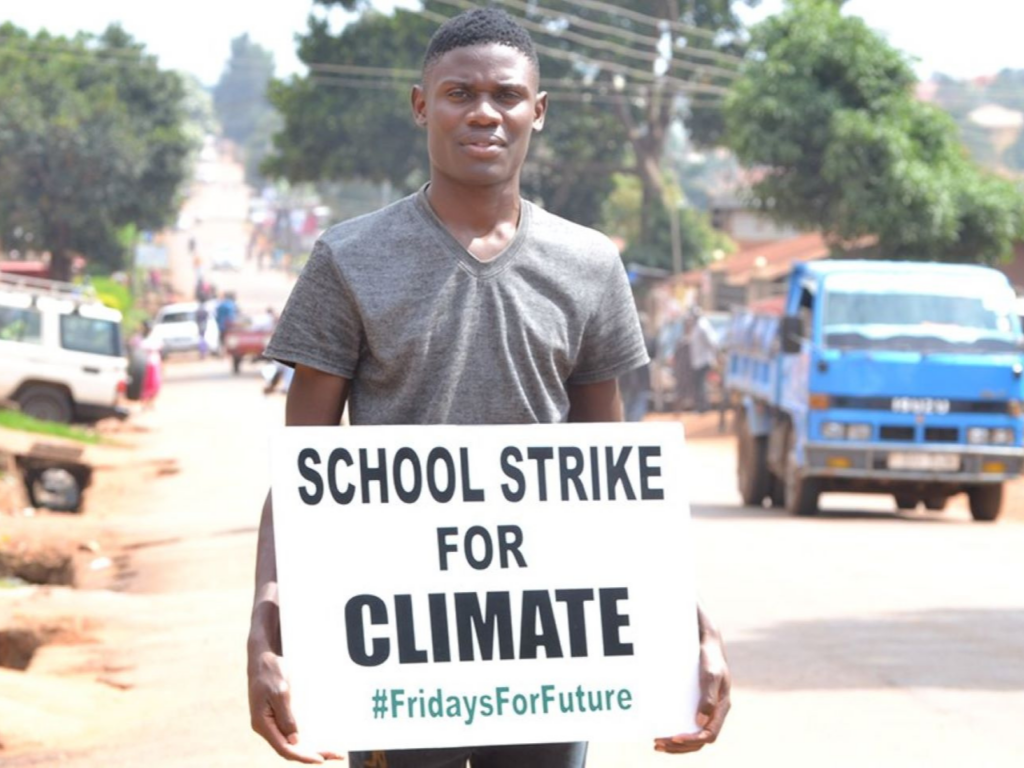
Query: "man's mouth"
462 135 505 148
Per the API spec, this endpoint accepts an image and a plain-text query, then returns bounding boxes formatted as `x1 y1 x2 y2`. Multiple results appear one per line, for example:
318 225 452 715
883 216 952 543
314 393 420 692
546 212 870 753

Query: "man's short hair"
423 7 539 76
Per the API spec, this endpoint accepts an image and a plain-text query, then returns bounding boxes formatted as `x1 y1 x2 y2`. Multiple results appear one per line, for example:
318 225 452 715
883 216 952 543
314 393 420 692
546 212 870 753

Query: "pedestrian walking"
247 9 730 766
687 307 720 414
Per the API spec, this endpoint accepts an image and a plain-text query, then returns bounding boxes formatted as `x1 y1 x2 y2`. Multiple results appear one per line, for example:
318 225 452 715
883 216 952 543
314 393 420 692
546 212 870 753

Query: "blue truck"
726 260 1024 522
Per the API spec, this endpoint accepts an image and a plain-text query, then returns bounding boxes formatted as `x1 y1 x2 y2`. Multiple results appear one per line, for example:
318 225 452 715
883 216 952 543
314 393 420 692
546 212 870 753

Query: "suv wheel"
19 386 73 423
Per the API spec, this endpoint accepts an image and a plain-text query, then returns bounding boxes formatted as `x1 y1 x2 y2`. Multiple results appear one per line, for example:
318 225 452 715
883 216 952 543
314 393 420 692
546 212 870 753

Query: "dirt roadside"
0 357 285 766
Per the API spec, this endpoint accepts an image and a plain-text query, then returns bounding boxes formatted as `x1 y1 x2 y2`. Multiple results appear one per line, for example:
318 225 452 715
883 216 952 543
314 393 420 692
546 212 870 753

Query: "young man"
247 8 730 766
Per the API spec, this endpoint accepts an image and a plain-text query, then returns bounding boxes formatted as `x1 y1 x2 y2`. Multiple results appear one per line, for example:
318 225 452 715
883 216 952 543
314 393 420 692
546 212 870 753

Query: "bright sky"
1 0 1022 85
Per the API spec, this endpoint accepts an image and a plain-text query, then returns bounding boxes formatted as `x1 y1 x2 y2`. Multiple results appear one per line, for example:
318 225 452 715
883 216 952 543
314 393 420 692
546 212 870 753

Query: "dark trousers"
348 742 588 768
693 365 710 414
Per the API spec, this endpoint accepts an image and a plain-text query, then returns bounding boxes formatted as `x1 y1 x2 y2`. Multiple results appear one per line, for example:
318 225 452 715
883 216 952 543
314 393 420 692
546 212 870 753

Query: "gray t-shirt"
266 187 647 425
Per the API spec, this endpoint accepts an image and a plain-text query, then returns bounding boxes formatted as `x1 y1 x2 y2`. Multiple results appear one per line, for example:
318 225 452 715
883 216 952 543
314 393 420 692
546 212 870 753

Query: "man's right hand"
248 648 342 763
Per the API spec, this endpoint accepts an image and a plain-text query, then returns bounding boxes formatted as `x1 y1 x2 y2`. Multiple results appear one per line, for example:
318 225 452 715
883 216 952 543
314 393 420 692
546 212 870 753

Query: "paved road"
5 356 1022 766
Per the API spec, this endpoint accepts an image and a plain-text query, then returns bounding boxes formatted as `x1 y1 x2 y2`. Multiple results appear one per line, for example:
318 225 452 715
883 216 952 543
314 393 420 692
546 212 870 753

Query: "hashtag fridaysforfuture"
369 684 634 725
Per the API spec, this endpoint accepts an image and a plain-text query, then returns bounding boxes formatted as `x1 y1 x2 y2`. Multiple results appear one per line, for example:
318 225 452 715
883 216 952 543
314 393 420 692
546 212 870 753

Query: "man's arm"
248 365 350 764
566 378 622 422
568 378 731 754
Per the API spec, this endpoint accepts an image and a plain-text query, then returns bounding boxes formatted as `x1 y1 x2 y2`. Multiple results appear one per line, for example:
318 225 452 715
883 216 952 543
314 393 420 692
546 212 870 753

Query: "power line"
307 62 420 79
492 0 746 70
432 0 739 81
419 7 729 96
563 0 729 43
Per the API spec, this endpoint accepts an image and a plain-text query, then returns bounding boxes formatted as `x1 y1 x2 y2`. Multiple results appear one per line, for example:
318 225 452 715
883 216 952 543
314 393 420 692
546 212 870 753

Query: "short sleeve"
264 239 362 378
569 257 649 385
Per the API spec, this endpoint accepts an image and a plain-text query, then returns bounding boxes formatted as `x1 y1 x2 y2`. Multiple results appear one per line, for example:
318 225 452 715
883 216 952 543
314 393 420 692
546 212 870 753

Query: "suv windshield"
60 315 121 356
822 272 1021 354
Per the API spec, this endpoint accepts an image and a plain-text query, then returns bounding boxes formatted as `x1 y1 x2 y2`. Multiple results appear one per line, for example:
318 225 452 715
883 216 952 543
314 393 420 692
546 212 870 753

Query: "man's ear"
411 84 427 127
533 90 548 132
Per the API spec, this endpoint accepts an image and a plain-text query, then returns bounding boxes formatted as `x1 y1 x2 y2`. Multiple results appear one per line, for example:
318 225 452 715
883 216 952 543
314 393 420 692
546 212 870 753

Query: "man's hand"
248 648 343 763
654 614 731 754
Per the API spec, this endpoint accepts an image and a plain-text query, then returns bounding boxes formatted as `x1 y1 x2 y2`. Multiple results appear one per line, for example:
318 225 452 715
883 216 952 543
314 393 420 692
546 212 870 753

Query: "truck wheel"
232 354 242 374
894 494 918 510
18 386 73 424
736 413 770 506
967 485 1002 522
784 430 820 517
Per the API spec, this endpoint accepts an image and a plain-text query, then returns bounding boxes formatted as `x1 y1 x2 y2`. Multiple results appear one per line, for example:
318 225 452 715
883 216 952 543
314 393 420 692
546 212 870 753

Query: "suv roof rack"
0 273 98 301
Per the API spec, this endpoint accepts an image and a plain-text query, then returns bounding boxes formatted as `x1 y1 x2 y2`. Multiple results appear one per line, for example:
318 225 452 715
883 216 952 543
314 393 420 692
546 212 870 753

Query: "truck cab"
728 261 1024 521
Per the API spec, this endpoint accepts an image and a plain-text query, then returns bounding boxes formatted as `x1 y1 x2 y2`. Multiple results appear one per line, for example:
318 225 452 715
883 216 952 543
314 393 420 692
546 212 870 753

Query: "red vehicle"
222 316 274 374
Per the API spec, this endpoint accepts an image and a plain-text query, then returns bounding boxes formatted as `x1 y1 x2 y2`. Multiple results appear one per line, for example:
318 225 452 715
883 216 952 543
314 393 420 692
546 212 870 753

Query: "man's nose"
467 95 502 124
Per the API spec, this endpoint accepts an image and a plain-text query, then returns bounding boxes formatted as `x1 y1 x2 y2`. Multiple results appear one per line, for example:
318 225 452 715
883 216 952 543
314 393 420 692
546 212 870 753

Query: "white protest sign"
271 422 700 753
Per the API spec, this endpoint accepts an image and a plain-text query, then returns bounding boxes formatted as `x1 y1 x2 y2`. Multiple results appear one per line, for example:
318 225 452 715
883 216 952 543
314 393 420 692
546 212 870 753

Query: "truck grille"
924 427 959 443
880 425 915 441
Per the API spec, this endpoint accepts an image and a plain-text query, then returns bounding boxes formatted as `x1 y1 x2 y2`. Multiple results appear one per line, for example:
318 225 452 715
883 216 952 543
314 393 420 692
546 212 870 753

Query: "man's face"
412 43 547 190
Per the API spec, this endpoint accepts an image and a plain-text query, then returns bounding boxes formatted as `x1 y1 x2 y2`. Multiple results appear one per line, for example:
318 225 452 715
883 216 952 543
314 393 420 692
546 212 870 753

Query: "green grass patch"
0 410 101 444
89 275 133 314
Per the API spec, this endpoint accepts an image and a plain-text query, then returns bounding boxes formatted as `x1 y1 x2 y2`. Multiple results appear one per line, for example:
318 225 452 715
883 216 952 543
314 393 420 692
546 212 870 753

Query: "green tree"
725 0 1024 263
513 0 753 240
263 5 436 191
0 23 192 279
601 174 734 271
264 1 754 248
213 34 280 183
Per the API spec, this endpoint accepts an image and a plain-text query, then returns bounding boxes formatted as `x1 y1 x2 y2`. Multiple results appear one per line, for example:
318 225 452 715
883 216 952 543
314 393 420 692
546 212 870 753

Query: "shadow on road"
160 368 261 385
728 608 1024 691
692 503 960 525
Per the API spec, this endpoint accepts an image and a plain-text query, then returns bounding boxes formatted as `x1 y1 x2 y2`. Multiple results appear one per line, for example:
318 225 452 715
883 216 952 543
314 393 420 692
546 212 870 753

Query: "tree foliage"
601 174 734 272
263 7 435 191
0 23 192 278
213 34 281 183
725 0 1024 263
265 1 755 255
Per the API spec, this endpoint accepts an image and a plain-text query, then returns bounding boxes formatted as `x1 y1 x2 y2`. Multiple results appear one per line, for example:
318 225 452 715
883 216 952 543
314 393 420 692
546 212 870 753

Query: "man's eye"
499 90 523 102
448 89 469 99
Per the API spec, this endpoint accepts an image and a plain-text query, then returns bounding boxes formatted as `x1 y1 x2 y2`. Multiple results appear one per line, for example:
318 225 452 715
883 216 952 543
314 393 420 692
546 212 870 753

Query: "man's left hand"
653 625 731 754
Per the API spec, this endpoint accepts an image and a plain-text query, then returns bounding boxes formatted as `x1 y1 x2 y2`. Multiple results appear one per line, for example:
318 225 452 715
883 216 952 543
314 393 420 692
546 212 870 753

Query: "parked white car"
0 274 128 423
147 301 220 357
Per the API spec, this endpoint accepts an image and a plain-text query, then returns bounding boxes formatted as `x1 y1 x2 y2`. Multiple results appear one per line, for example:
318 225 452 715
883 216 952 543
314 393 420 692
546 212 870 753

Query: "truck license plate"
887 452 960 471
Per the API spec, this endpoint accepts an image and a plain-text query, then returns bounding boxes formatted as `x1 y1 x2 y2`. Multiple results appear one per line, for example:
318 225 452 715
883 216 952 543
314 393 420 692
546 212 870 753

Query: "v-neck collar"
414 184 530 279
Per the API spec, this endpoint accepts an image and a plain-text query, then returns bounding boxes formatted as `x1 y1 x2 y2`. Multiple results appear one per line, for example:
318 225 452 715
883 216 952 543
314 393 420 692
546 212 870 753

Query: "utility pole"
669 202 682 275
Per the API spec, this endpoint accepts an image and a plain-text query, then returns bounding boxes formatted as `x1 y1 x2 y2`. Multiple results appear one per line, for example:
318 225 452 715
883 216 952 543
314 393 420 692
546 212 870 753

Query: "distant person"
672 319 695 411
215 291 238 337
133 321 162 409
620 312 656 422
195 302 210 358
688 307 720 414
261 360 294 396
250 306 277 332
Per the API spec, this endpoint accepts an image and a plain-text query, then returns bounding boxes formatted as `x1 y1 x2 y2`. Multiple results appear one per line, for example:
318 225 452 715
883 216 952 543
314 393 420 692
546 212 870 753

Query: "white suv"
0 274 129 423
147 300 221 357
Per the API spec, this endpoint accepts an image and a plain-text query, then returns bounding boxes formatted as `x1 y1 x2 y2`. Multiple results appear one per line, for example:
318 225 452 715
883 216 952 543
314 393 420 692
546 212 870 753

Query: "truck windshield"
821 272 1021 353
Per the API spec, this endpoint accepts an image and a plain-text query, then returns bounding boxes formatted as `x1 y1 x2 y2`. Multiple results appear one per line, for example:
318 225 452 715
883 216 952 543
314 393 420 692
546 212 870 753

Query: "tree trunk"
638 151 666 243
48 249 72 282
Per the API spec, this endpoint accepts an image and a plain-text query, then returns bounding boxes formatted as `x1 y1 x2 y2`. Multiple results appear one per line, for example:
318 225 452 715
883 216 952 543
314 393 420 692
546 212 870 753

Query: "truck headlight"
967 427 990 445
990 428 1015 445
846 423 872 441
821 421 845 439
